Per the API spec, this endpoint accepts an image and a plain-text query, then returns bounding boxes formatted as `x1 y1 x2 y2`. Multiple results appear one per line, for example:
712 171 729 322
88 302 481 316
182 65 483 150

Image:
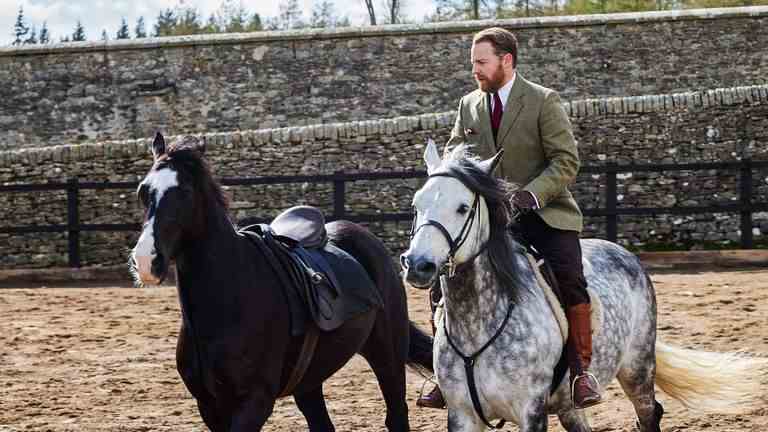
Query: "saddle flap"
270 205 327 249
238 223 381 336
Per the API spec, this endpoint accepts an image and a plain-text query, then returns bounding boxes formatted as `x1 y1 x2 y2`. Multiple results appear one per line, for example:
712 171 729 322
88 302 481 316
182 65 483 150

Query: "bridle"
409 172 481 278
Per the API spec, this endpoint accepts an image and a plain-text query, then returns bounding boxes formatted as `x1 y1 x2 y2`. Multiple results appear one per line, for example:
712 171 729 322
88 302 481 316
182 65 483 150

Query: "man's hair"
473 27 518 68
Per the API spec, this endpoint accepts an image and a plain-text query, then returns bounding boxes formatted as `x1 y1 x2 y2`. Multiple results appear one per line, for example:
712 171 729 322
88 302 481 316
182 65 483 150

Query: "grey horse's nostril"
415 260 436 275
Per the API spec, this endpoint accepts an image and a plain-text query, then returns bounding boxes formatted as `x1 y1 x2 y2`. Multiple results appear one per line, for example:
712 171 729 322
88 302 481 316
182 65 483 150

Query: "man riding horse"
417 27 602 410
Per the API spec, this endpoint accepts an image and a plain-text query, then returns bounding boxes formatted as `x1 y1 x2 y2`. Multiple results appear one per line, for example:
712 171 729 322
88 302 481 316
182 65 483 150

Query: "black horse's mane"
164 145 229 214
438 151 528 302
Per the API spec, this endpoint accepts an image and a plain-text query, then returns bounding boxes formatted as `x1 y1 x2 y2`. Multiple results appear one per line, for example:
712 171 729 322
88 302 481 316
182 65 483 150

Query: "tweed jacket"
446 74 583 232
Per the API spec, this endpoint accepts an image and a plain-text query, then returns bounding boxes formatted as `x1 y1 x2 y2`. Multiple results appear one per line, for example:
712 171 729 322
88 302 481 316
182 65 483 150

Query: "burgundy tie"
491 92 503 136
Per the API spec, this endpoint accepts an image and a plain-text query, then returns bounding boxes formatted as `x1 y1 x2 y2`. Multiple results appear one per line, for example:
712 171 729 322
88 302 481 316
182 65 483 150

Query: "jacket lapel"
496 75 526 147
473 93 496 158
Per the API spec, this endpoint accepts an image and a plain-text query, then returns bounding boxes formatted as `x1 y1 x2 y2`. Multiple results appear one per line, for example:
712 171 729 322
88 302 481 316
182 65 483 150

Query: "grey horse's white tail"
655 341 768 413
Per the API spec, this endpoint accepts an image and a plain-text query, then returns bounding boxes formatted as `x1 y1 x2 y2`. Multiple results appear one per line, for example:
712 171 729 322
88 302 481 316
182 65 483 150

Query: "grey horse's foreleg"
557 409 591 432
519 394 548 432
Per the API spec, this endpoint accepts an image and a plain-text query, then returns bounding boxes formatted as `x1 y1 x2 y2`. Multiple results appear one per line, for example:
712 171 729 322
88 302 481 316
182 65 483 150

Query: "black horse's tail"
407 321 434 375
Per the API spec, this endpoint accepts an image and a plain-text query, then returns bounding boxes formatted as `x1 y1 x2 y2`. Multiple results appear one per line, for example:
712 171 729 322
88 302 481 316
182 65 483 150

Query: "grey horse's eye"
457 203 470 215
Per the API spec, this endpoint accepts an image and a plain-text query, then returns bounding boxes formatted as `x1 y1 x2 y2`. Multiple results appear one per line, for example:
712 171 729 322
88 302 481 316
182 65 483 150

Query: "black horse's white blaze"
131 166 179 285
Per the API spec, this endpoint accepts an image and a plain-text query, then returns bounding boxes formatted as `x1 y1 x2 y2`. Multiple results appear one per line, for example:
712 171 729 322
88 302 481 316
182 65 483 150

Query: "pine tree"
175 6 203 35
135 16 147 38
202 14 219 33
247 13 263 31
154 8 177 37
72 20 86 41
25 25 38 44
277 0 305 29
311 1 333 27
217 0 249 32
13 6 29 45
116 17 130 39
39 21 50 44
310 1 349 28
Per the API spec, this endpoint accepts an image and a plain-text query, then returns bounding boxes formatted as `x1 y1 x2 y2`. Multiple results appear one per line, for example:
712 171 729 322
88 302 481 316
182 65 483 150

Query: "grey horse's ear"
424 139 442 175
151 132 166 159
477 149 504 175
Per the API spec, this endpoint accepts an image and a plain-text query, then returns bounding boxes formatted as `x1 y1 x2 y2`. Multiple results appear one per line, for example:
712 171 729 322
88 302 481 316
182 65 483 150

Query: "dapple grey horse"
401 141 767 432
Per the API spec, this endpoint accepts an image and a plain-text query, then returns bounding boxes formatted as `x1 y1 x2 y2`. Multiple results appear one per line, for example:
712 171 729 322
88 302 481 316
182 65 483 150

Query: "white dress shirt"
490 72 516 112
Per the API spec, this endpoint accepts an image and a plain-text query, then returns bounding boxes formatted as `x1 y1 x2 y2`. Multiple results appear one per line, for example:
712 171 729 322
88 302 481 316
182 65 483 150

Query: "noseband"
409 172 481 278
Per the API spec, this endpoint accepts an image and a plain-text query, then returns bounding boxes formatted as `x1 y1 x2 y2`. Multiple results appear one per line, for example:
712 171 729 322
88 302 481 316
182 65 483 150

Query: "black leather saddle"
270 205 327 249
239 206 382 335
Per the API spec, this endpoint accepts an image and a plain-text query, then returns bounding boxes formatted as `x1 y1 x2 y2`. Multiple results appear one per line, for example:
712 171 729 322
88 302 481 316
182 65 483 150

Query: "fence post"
333 171 346 221
739 158 753 249
67 177 81 267
605 163 618 243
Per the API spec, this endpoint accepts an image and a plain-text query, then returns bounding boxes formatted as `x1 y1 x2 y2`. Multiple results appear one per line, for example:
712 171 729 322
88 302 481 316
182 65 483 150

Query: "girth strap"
279 325 319 398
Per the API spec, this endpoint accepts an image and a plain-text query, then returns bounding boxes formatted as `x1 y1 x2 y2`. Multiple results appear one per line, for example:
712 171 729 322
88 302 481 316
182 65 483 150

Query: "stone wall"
1 84 766 269
1 7 767 150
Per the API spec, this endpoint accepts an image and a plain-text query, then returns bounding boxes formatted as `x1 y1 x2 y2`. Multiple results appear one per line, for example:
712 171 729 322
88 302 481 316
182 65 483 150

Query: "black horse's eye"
137 185 150 208
457 203 470 215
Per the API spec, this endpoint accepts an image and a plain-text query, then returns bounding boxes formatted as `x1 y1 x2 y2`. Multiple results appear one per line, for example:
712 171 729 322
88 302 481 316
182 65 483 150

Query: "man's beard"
475 64 505 93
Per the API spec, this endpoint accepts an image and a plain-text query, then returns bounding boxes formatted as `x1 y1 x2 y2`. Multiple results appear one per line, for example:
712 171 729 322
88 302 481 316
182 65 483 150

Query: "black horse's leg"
294 385 335 432
197 399 230 432
360 317 410 432
229 393 275 432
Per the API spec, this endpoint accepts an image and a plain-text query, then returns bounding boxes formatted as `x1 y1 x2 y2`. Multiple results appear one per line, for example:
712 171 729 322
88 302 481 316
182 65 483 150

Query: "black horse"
130 133 433 431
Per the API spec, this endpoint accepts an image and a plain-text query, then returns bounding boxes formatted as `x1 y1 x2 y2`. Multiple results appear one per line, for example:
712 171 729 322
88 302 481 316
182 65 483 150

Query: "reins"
443 295 513 430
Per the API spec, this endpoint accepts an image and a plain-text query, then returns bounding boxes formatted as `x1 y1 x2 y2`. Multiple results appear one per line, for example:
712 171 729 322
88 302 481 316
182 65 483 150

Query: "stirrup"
571 372 602 408
417 377 446 409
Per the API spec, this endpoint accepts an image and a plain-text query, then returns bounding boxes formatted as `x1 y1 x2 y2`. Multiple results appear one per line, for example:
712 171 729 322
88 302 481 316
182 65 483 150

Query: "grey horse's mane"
438 145 528 303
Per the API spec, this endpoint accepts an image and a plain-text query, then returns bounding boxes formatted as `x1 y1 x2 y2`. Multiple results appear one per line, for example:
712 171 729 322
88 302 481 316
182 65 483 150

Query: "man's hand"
511 190 539 213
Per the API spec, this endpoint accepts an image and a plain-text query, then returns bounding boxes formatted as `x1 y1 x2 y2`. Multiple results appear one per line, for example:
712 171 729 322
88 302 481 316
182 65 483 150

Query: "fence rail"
2 160 767 267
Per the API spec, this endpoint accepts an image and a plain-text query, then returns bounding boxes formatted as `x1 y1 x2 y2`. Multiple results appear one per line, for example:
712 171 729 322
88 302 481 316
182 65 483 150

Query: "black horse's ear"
151 132 166 159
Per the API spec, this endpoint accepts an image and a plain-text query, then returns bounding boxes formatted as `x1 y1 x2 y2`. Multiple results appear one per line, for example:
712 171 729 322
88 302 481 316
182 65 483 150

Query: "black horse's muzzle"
151 252 169 284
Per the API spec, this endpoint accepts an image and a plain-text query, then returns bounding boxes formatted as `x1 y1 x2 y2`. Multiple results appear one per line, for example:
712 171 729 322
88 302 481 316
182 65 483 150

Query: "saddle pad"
525 253 603 342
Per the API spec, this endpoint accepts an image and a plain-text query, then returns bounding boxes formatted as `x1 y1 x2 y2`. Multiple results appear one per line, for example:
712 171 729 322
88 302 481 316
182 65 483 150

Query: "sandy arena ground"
1 268 767 431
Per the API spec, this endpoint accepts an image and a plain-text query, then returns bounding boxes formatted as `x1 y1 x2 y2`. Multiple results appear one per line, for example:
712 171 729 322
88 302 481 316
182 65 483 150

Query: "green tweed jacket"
446 74 583 232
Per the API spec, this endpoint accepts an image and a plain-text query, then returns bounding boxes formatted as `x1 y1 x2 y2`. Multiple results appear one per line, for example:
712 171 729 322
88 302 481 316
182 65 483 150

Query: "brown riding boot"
567 303 603 409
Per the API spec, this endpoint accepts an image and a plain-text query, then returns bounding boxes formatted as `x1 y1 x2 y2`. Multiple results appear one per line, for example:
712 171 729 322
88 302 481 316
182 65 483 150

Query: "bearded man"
417 26 602 411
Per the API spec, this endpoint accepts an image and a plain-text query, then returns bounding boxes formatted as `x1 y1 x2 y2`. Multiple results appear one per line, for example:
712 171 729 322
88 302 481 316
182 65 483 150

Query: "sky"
0 0 436 46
